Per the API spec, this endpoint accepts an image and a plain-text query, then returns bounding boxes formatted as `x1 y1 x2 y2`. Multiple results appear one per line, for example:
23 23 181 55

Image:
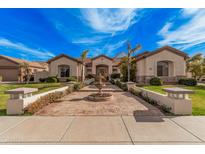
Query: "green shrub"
178 78 197 86
115 80 127 91
110 79 115 84
110 73 120 79
116 80 121 87
120 82 128 91
67 76 77 82
149 77 163 86
160 105 172 113
26 91 63 113
130 87 142 97
45 76 58 83
25 85 75 114
74 82 83 91
39 78 46 83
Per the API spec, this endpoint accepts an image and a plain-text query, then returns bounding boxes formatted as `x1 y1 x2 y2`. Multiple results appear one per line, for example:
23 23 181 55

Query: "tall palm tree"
127 42 141 82
81 50 89 82
20 62 32 84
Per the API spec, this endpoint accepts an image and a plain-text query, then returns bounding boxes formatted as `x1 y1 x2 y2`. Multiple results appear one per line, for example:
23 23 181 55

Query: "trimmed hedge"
178 78 197 86
115 80 128 91
73 82 84 91
149 77 163 86
110 73 120 79
67 76 77 82
45 76 58 83
25 86 73 114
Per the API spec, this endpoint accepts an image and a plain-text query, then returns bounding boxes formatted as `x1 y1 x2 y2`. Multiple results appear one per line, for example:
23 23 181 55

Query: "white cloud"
88 40 126 57
104 40 127 55
72 35 108 45
158 8 205 51
81 8 138 34
0 38 55 60
182 8 200 16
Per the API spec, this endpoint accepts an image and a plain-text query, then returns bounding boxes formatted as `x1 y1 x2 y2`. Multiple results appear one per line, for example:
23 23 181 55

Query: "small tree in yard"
186 53 205 80
120 56 137 82
81 50 89 82
20 62 32 84
126 42 141 82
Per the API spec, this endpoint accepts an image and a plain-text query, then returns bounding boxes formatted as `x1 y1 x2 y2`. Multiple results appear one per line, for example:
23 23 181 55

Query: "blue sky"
0 8 204 61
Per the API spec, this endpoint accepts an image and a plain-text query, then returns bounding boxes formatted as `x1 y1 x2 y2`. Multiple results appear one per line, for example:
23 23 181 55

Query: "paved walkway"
35 84 163 116
0 116 205 144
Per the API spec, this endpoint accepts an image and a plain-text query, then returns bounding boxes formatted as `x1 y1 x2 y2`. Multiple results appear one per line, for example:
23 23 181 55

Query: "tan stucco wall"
92 57 113 74
0 58 19 81
140 88 192 115
49 57 82 77
0 58 19 67
136 49 186 77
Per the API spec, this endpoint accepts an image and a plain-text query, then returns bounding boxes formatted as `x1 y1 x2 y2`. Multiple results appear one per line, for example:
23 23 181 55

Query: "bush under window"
178 78 197 86
45 76 58 83
149 77 163 86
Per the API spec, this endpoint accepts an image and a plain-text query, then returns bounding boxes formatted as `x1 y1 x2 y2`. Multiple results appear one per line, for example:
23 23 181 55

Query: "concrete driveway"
0 116 205 144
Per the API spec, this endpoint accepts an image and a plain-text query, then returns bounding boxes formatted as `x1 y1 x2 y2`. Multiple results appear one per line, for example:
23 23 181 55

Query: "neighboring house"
0 55 48 82
0 45 189 84
47 54 83 82
135 46 188 84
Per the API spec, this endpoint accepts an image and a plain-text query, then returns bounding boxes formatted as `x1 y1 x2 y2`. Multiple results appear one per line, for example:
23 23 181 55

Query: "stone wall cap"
163 87 194 94
5 88 38 94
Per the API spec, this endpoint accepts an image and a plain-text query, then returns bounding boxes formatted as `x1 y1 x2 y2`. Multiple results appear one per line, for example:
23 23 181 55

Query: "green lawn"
0 83 63 116
144 85 205 115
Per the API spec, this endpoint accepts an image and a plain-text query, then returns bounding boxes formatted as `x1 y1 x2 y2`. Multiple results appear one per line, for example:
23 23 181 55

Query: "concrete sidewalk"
0 116 205 144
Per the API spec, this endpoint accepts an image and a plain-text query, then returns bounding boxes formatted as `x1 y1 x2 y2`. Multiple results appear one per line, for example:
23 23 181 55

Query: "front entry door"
96 65 108 80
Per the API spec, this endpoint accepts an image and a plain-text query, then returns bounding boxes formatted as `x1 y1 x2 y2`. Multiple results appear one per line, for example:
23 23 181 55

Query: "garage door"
0 68 19 81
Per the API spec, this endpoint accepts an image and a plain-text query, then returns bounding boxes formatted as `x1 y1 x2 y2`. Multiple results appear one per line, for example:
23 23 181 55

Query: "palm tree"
20 62 32 84
127 42 141 82
81 50 89 82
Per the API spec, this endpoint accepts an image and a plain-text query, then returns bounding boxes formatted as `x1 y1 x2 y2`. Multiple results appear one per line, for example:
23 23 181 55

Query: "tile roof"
135 46 188 61
0 55 47 69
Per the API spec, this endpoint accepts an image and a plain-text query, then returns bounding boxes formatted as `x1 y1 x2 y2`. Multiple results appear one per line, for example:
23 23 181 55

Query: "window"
157 61 169 76
58 65 70 77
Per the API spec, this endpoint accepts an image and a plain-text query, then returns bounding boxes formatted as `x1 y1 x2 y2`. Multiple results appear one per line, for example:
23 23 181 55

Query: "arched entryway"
157 61 174 77
58 65 70 77
96 64 109 79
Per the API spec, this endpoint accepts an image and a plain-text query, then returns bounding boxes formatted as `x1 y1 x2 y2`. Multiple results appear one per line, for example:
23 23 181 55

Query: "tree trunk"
127 57 130 82
81 63 85 82
26 74 31 84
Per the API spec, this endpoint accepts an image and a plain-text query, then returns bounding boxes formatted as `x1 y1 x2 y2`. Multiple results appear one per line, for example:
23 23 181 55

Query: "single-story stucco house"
0 55 48 82
135 46 188 84
0 45 189 84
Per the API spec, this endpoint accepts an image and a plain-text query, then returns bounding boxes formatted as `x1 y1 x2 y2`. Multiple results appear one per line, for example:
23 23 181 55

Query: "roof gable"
47 54 82 64
135 46 188 61
91 54 113 61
